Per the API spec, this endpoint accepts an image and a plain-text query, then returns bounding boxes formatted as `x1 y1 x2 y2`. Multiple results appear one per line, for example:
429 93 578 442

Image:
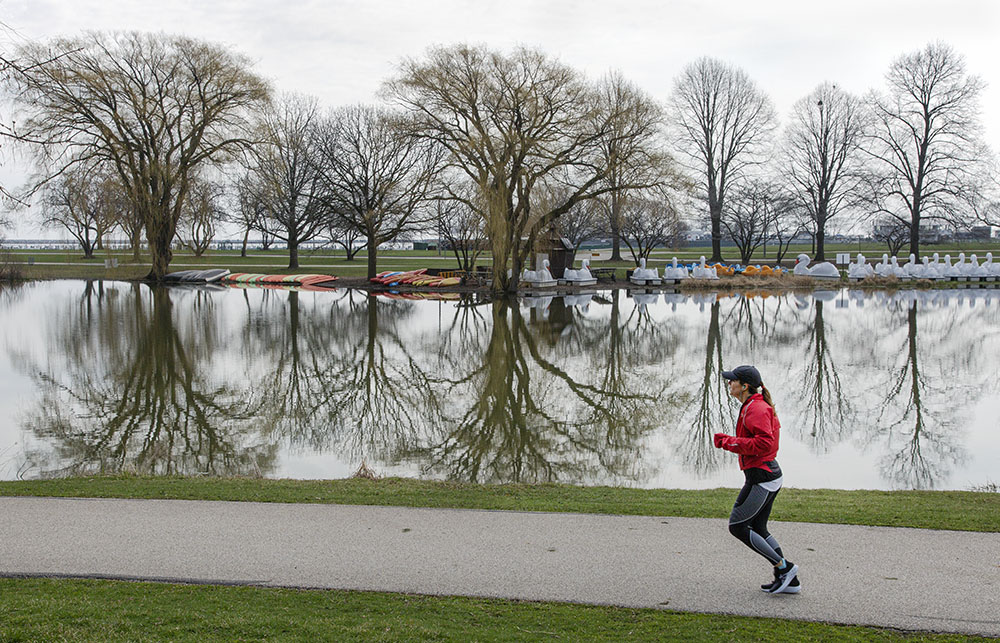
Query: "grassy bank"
0 577 982 642
9 240 1000 282
2 475 997 532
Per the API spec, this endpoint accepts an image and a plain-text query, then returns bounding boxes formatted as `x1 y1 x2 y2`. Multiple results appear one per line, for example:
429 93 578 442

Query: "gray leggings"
728 482 783 565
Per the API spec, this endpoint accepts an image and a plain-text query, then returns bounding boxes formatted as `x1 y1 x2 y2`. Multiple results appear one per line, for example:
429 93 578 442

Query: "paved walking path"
2 496 998 637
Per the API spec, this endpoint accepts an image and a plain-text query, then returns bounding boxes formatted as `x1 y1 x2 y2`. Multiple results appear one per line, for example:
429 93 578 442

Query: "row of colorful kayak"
223 273 339 287
371 269 461 288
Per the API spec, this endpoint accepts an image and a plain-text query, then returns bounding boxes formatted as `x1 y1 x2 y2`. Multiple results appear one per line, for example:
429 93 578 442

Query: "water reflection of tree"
322 294 446 463
722 294 790 351
15 283 275 477
412 297 668 484
868 301 969 489
245 289 439 465
789 299 852 454
675 299 729 477
244 289 350 449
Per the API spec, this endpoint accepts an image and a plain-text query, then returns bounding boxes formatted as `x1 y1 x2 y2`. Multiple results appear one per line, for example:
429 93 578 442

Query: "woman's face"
727 378 746 399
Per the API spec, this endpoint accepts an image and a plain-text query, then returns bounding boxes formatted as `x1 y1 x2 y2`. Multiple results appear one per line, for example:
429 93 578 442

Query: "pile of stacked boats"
224 273 339 289
162 269 340 291
370 269 461 287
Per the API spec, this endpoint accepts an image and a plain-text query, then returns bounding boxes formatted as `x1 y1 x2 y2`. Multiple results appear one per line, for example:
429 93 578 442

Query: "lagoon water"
1 280 998 491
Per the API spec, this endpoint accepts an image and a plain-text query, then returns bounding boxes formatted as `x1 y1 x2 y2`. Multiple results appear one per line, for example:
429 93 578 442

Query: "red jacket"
721 393 780 472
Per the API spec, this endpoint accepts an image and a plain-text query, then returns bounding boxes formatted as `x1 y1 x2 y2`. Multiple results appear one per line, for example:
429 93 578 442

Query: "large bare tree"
249 93 329 269
386 45 664 292
670 57 776 263
597 71 665 261
785 83 868 261
314 104 440 279
9 31 269 280
865 42 986 258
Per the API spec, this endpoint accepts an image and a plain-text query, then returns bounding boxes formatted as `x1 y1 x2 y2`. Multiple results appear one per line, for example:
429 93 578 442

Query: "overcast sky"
2 0 999 237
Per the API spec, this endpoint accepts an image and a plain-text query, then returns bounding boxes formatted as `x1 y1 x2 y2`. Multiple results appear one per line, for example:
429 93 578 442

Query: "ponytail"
760 383 774 410
745 383 776 412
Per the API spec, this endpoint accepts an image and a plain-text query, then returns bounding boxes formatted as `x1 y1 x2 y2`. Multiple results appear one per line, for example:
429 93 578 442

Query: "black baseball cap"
722 365 762 388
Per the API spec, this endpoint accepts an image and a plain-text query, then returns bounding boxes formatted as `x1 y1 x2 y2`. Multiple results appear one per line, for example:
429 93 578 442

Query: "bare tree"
314 104 440 279
533 182 603 262
9 32 269 280
722 179 789 264
865 42 986 258
620 193 687 263
228 169 266 258
871 216 910 256
598 71 665 261
247 93 332 269
670 57 776 263
386 45 664 292
435 190 487 271
40 167 121 258
767 195 808 265
966 165 1000 227
325 217 367 261
178 174 223 257
1 45 32 206
785 83 868 261
112 186 144 261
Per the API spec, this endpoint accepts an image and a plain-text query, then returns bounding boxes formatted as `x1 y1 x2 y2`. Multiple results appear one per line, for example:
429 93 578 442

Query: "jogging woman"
713 365 800 594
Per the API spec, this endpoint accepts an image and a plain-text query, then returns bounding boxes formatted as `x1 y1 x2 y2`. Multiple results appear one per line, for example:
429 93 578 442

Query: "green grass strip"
0 577 983 642
2 475 997 532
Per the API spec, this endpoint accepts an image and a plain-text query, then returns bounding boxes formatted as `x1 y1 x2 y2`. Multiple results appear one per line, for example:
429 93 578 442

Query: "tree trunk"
909 208 921 260
505 252 520 294
490 228 513 294
610 195 623 262
131 226 142 261
241 227 249 258
288 229 299 269
710 201 723 263
145 210 175 281
367 239 377 279
815 204 827 262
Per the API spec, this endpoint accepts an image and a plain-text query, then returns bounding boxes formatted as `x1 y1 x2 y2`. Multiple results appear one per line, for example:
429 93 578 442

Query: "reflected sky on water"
1 280 998 490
